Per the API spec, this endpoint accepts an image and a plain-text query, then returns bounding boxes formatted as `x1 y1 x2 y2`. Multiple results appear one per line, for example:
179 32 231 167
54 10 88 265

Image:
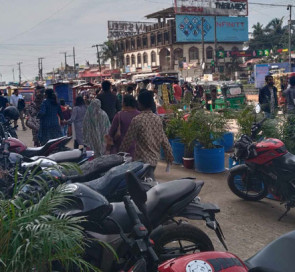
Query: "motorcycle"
158 230 295 272
8 135 72 157
227 104 295 220
55 171 226 271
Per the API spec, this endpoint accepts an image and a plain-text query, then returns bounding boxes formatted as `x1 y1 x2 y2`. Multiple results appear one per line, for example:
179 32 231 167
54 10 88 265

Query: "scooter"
227 105 295 220
55 171 226 271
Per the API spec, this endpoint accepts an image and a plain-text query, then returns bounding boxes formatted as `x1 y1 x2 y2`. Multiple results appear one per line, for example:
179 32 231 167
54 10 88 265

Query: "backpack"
17 98 25 111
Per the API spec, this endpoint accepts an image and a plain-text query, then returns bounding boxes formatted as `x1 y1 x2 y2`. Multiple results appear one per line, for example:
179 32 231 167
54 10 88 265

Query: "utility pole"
288 5 292 72
214 16 218 72
12 68 15 82
60 52 67 79
92 44 103 83
201 17 205 76
17 62 22 86
38 57 45 81
73 47 76 79
68 47 77 79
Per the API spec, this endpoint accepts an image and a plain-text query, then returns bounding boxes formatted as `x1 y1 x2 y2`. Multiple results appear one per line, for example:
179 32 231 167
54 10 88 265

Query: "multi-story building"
111 7 248 80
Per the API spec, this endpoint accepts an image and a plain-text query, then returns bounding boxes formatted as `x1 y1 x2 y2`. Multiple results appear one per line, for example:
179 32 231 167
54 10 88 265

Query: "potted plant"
192 109 228 173
162 110 185 163
176 118 198 169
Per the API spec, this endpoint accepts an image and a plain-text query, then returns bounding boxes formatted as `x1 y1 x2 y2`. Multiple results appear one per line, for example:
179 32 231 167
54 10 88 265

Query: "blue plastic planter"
194 145 225 173
214 132 234 152
171 139 185 165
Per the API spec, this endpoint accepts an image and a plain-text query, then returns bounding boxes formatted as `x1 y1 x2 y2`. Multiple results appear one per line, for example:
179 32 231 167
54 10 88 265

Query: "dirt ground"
18 127 295 263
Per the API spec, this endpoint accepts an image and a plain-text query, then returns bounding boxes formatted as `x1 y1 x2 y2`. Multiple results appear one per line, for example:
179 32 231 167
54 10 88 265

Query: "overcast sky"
0 0 294 82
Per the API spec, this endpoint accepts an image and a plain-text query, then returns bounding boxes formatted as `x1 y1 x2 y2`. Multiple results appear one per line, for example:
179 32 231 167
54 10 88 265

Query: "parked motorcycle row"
1 104 295 272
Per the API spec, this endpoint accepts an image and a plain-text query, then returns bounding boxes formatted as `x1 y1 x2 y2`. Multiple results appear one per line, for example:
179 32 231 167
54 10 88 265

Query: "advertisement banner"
254 64 269 88
216 16 248 42
176 15 248 42
176 15 215 42
108 21 154 40
175 0 248 16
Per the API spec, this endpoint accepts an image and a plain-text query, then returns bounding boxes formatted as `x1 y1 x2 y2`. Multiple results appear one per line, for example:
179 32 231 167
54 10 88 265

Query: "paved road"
17 126 295 262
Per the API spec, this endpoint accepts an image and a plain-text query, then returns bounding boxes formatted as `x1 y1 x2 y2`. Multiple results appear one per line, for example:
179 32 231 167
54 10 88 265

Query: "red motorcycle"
227 113 295 220
157 229 295 272
8 136 72 157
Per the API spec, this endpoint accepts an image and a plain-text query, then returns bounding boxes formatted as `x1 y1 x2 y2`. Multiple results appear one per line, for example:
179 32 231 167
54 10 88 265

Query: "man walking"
283 76 295 115
120 90 173 179
97 80 121 122
259 75 278 118
10 89 26 130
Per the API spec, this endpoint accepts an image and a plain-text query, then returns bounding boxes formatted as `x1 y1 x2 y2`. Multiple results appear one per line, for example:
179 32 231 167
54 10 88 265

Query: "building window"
174 48 183 62
131 39 135 50
157 32 162 44
143 52 148 64
189 47 199 61
126 40 130 51
137 53 142 65
164 31 169 43
143 36 147 47
131 54 135 65
151 51 156 63
126 55 130 65
137 37 142 49
121 42 124 51
151 33 155 46
218 46 224 52
206 46 213 59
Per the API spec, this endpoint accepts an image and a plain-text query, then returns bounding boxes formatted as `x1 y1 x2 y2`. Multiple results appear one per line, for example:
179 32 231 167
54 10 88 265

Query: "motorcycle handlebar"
251 117 268 139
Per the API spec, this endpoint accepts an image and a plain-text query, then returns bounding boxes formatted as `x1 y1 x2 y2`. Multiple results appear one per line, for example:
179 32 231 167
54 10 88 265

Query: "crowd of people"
0 80 175 178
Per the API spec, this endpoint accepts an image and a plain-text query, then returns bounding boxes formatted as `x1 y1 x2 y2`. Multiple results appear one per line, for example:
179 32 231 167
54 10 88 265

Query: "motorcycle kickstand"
278 206 291 221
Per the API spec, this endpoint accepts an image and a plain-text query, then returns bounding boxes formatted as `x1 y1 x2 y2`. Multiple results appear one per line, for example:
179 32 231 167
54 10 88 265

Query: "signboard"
254 64 269 88
108 21 154 40
176 15 248 42
175 0 248 16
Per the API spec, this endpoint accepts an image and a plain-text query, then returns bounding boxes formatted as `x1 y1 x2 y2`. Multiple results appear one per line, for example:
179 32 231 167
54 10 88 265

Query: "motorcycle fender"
177 201 220 220
229 164 249 175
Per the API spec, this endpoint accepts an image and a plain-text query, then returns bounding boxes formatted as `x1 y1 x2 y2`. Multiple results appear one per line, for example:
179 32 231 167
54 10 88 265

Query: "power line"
249 2 295 7
0 0 76 43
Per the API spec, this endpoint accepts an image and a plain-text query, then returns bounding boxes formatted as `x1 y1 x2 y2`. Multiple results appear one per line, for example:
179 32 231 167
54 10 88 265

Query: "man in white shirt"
10 89 26 130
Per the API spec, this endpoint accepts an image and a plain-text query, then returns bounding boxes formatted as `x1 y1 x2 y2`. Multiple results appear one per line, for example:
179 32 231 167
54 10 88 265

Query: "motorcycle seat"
84 161 144 197
67 154 125 182
47 149 83 163
21 136 68 157
102 179 204 234
146 179 204 226
245 230 295 272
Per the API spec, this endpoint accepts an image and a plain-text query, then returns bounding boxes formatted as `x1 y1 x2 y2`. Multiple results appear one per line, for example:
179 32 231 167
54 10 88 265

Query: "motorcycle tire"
153 223 214 262
228 168 268 201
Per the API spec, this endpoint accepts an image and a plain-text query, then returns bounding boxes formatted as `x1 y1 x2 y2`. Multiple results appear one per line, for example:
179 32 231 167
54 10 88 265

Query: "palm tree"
0 167 98 272
252 22 264 39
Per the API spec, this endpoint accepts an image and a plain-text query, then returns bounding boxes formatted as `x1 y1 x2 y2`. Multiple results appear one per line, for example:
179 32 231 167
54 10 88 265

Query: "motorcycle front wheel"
154 223 214 262
228 168 268 201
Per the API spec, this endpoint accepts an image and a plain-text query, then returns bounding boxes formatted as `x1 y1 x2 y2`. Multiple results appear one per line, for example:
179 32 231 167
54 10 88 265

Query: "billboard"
175 0 248 16
176 15 248 42
108 21 154 40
